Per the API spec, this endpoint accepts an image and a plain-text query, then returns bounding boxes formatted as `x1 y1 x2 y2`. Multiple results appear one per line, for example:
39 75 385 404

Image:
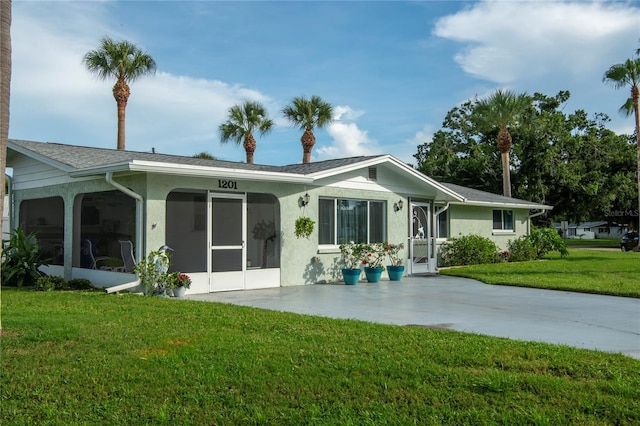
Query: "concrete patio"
186 275 640 360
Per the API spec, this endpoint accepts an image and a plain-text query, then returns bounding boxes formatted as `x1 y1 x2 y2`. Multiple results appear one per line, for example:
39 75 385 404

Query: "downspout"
104 172 144 293
6 173 13 234
527 209 546 234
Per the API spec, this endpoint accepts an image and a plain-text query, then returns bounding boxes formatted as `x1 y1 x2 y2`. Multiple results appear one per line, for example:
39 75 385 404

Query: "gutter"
104 171 144 294
527 209 548 234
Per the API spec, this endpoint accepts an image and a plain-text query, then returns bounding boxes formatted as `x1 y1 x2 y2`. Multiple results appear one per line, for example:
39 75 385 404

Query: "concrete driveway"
186 275 640 359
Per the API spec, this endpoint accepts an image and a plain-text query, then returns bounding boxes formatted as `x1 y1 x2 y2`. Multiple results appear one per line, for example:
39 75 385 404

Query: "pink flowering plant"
338 241 369 269
383 242 405 266
362 242 386 270
170 272 192 289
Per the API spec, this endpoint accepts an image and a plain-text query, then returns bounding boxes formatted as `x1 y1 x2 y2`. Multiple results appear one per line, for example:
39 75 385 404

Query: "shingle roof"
9 139 384 176
9 139 285 172
440 182 551 209
9 139 551 209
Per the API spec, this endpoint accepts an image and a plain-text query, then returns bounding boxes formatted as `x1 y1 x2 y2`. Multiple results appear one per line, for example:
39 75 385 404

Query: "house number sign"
218 179 238 190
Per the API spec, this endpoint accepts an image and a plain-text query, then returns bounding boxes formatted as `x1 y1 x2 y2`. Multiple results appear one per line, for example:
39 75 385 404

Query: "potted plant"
384 242 405 281
362 242 385 283
338 241 367 285
294 216 315 239
169 272 191 298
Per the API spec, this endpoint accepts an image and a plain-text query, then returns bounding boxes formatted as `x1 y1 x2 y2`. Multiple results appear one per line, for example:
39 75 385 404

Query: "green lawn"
2 289 639 424
440 249 640 298
564 238 620 248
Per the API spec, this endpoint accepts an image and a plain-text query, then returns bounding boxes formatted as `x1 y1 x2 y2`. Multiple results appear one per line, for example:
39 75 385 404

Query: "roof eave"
71 160 314 183
450 200 554 210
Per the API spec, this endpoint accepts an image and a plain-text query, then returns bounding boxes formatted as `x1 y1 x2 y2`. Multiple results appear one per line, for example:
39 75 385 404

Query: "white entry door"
209 193 246 291
410 202 432 274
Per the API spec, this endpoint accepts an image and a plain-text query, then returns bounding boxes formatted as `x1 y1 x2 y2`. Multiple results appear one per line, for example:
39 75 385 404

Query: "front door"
410 202 432 274
209 193 246 291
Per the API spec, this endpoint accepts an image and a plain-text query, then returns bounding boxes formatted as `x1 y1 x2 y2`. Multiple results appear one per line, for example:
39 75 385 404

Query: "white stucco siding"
9 155 85 190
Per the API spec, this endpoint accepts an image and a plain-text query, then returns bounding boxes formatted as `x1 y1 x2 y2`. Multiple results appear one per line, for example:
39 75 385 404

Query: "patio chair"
80 239 111 270
119 240 136 273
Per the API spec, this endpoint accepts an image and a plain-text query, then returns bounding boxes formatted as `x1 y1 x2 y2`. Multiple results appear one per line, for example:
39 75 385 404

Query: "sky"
8 0 640 166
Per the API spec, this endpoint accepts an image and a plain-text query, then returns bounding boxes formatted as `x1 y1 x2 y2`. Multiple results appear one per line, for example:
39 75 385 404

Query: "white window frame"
318 198 386 247
492 209 514 232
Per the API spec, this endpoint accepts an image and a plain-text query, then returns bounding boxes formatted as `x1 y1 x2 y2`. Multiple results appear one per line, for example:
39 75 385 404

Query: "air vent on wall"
368 166 377 181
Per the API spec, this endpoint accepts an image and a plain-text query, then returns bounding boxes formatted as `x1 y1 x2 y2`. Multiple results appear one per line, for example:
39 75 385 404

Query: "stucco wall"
447 204 530 250
144 172 409 287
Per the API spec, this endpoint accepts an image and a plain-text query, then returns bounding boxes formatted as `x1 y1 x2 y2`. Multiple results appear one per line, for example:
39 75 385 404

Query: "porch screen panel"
247 193 280 269
20 197 64 266
368 201 386 243
166 192 207 272
337 200 367 244
211 197 243 273
211 198 242 246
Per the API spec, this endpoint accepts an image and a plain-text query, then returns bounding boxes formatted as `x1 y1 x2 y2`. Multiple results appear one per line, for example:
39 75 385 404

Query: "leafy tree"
282 95 333 164
219 101 274 164
475 90 529 197
83 37 156 150
603 52 640 238
415 91 638 225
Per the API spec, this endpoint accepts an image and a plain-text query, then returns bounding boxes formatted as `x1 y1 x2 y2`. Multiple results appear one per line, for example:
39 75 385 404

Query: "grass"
440 248 640 298
2 289 640 424
564 238 620 248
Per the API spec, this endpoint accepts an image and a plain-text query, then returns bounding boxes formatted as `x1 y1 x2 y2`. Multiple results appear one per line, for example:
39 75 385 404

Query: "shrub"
507 237 538 262
529 227 568 258
68 279 94 290
1 227 51 287
441 235 499 266
35 276 66 292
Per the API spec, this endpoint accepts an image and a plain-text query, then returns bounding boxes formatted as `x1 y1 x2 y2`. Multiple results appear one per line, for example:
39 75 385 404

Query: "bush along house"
6 139 552 294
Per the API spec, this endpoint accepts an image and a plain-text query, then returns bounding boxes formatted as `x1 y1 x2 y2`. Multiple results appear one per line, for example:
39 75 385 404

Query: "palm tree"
476 90 529 197
83 37 156 150
193 152 217 160
603 54 640 240
282 95 333 164
219 101 274 164
0 0 12 334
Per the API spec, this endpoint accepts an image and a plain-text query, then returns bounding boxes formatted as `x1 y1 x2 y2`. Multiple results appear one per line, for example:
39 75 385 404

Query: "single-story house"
6 139 552 294
554 221 628 239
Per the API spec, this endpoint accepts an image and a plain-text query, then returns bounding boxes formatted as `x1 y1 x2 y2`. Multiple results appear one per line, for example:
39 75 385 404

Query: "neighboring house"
6 139 552 294
554 221 628 239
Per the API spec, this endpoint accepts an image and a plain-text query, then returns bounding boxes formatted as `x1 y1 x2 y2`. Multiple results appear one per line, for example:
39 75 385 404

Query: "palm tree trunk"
112 77 130 150
501 151 511 198
243 132 256 164
0 0 11 335
301 128 315 164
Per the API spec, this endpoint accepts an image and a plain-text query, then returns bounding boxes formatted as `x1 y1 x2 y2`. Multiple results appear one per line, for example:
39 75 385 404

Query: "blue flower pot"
364 266 383 283
342 268 361 285
386 265 405 281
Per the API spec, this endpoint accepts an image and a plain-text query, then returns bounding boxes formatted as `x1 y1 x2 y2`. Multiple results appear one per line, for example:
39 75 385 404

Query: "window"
436 210 448 239
319 198 386 245
493 209 514 231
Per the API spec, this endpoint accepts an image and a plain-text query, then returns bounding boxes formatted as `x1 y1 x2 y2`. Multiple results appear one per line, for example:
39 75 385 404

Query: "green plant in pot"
294 216 315 239
338 241 368 285
384 242 405 281
362 242 385 283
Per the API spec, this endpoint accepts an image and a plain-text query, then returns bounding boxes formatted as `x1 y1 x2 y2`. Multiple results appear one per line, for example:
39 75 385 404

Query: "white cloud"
433 1 640 84
9 2 276 158
315 105 380 160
